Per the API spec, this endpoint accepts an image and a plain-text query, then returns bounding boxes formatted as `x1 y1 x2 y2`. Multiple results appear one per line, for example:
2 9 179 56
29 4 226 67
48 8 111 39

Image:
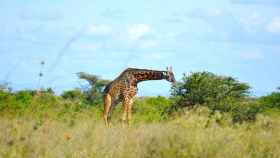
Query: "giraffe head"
166 66 176 85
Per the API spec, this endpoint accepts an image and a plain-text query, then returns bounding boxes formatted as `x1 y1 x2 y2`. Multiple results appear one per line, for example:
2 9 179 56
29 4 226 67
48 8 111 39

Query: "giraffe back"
103 68 171 100
103 69 133 100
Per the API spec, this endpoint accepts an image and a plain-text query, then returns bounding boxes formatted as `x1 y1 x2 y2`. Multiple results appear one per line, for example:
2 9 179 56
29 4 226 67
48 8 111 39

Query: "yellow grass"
1 107 280 158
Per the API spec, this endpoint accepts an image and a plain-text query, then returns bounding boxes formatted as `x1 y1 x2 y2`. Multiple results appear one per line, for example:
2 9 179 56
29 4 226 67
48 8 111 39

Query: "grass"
1 106 280 158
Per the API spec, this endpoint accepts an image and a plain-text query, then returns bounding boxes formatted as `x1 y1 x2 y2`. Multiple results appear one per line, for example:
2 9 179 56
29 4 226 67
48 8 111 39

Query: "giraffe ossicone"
103 67 176 127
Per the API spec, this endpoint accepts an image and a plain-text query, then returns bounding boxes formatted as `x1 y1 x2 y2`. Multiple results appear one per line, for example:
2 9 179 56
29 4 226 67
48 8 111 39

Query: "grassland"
1 102 280 158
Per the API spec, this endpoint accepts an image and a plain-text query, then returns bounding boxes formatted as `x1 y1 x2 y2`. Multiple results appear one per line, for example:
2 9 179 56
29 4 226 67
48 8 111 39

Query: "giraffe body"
103 67 175 127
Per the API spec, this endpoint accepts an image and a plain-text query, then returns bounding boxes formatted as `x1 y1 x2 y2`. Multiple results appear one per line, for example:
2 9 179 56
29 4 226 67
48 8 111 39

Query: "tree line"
0 71 279 123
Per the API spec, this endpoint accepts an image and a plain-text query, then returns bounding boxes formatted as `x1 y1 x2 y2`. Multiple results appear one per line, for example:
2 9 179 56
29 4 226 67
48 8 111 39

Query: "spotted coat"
103 67 175 127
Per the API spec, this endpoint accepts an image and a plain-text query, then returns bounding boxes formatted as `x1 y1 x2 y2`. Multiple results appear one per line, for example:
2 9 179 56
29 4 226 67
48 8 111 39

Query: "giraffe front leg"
121 99 129 127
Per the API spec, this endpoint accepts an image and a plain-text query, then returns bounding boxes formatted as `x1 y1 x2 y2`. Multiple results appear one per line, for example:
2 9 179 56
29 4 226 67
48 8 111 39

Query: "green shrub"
230 100 262 123
259 92 280 109
0 90 11 101
0 90 22 114
207 98 263 123
170 71 261 123
0 91 13 111
171 71 250 108
61 89 84 100
15 90 34 105
133 96 173 123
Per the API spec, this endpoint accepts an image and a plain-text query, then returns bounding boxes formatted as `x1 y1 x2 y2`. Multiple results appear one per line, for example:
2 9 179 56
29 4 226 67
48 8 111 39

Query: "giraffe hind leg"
107 99 120 125
103 94 112 127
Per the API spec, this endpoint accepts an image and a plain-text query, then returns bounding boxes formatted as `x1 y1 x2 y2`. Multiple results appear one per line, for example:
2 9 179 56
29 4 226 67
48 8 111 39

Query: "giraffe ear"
169 66 173 71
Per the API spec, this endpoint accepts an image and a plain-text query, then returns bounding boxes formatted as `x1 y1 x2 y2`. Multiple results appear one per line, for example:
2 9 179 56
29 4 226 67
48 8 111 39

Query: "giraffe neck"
130 69 168 83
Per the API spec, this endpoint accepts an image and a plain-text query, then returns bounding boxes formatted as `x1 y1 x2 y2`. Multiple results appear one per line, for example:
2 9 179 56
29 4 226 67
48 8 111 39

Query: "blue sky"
0 0 280 96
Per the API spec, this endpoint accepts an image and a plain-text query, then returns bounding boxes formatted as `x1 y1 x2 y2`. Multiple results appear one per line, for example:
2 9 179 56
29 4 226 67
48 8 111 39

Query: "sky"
0 0 280 96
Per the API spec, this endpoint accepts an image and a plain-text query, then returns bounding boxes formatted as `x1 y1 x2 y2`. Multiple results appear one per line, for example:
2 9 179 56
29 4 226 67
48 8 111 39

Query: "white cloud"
127 24 151 40
266 18 280 33
88 24 113 35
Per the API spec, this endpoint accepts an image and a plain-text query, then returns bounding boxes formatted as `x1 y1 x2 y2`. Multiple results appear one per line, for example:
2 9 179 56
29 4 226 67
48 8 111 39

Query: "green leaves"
259 92 280 109
170 71 261 123
61 89 84 100
172 71 251 107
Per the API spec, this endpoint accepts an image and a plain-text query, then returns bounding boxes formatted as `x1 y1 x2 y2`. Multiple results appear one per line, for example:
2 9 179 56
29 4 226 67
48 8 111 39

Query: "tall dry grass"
1 107 280 158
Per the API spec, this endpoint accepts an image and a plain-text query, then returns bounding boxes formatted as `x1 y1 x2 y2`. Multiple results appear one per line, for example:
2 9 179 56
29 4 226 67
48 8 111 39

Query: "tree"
171 71 251 109
77 72 110 104
170 72 262 123
45 88 55 95
259 88 280 109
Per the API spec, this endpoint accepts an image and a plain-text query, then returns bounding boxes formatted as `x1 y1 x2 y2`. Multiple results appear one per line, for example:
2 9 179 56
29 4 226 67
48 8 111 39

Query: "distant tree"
259 87 280 109
77 72 111 104
61 89 84 100
45 88 55 95
259 92 280 109
16 90 37 96
35 87 55 96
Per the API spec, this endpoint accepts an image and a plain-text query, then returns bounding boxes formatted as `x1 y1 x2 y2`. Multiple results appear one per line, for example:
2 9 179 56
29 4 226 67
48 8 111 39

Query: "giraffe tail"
103 82 112 95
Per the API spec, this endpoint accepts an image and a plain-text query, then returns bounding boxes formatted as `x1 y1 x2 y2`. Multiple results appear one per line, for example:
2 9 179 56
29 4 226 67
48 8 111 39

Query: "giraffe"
103 66 176 127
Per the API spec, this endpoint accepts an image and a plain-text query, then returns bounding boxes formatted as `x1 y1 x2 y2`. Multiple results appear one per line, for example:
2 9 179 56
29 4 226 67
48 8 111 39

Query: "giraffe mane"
103 68 167 94
124 68 166 73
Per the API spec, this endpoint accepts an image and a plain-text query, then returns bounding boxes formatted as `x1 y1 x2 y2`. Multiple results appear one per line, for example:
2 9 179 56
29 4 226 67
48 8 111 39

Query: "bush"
61 89 84 100
231 100 262 123
172 72 250 108
0 89 59 116
170 71 260 123
15 90 35 105
259 92 280 109
0 87 103 122
133 96 173 122
0 90 24 114
0 90 15 111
